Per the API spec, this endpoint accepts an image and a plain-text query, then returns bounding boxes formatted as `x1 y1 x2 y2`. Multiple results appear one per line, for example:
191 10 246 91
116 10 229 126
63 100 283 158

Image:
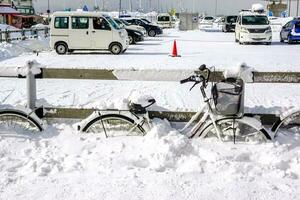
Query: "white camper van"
50 11 129 55
156 13 175 28
235 4 272 45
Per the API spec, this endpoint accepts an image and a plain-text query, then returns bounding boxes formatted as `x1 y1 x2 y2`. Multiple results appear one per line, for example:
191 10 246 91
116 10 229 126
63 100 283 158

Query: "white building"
33 0 299 16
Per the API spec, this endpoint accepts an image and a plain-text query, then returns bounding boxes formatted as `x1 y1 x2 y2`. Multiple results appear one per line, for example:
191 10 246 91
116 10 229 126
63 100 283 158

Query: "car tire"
280 38 284 43
55 42 68 55
266 42 271 45
148 30 156 37
288 38 293 44
128 36 135 45
110 43 122 55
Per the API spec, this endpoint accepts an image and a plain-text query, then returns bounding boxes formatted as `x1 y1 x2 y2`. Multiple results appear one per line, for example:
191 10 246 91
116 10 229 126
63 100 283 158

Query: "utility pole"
215 0 218 16
297 0 300 16
119 0 121 17
288 0 291 16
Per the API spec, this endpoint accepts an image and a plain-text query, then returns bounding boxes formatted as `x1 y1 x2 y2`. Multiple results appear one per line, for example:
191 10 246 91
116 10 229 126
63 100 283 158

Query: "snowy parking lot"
1 25 300 200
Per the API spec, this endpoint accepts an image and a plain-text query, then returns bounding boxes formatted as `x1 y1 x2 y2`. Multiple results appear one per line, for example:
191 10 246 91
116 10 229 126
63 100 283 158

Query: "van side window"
93 17 110 30
72 17 89 29
54 17 69 29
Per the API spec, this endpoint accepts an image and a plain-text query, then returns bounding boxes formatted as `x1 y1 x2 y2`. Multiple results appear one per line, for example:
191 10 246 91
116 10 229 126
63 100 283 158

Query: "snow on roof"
0 6 20 14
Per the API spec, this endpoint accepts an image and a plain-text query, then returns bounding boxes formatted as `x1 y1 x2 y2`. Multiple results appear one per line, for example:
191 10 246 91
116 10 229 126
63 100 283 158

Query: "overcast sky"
33 0 299 16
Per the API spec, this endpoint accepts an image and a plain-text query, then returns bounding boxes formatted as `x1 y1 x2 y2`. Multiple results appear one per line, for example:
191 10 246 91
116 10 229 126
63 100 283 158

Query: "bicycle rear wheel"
197 118 270 143
81 114 146 137
0 110 43 133
272 111 300 139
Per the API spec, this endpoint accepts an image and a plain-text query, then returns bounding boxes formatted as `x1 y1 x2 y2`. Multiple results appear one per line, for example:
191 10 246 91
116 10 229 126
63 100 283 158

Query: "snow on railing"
0 27 49 43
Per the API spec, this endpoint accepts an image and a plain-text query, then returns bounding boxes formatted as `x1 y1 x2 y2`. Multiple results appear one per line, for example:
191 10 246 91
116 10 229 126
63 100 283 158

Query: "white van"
235 5 272 45
156 13 175 28
50 11 129 55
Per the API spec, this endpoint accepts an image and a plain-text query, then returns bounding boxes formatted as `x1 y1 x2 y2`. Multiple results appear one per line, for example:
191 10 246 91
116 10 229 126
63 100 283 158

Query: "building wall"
15 0 32 7
0 0 12 5
32 0 299 16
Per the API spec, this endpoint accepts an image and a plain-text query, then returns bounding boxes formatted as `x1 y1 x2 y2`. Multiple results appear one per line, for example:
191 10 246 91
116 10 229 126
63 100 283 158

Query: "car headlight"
240 27 249 33
119 31 126 37
265 26 272 33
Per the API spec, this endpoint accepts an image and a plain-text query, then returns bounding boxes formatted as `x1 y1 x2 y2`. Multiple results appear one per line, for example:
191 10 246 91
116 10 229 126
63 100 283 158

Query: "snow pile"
223 63 254 83
0 37 50 61
0 121 300 199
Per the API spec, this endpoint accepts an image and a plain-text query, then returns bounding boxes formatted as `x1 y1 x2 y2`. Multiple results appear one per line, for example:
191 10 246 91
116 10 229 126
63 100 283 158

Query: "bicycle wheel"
0 110 43 133
196 118 270 143
272 111 300 139
81 114 146 137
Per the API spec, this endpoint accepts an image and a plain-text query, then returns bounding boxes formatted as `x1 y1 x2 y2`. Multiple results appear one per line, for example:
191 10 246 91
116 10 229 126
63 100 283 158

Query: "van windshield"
242 15 269 25
105 16 121 30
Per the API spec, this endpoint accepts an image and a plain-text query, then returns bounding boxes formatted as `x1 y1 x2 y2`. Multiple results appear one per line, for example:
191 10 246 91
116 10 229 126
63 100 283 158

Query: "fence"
1 67 300 124
0 27 49 43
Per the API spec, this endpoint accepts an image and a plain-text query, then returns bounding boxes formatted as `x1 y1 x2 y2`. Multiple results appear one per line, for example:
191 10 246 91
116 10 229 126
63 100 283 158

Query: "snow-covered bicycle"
78 65 272 143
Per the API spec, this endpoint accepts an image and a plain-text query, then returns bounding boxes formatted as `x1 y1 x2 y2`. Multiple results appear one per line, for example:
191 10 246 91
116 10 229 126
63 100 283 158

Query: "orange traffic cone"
170 40 181 57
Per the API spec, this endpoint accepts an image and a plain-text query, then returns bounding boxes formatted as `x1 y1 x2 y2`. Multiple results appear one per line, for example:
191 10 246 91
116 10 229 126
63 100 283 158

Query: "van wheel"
110 43 122 55
55 43 68 55
148 30 156 37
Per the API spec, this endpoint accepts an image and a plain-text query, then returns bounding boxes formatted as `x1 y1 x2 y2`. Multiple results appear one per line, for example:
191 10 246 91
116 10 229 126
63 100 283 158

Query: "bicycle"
78 64 273 143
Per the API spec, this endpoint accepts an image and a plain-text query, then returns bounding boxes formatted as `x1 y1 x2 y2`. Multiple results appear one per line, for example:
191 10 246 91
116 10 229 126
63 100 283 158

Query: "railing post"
21 28 26 40
5 30 10 42
26 61 37 110
0 29 2 43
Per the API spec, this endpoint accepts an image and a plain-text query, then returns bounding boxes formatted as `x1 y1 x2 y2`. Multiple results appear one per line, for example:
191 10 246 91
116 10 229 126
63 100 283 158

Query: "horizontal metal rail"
43 107 279 126
1 68 300 83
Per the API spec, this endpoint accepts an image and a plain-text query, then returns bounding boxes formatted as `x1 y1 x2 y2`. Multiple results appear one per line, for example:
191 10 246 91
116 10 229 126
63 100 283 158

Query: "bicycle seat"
129 98 156 114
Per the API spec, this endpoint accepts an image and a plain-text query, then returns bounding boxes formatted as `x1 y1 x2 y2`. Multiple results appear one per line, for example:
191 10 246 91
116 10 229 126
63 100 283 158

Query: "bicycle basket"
212 78 244 116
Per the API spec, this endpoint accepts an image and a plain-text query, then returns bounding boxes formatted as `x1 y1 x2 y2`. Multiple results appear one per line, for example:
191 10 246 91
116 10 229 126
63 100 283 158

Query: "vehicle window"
72 17 89 29
54 17 69 29
227 16 237 23
120 19 130 26
204 17 214 20
158 16 170 22
242 16 269 25
105 16 120 30
142 19 151 23
295 22 300 29
93 17 110 30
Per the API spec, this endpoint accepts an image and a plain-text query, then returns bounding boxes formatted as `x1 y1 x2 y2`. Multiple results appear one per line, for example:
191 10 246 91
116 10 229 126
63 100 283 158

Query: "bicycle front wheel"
198 118 270 143
0 110 43 133
272 111 300 139
81 114 146 137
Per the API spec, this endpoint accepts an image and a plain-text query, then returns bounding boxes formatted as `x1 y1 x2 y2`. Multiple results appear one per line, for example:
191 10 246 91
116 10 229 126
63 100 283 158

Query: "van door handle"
92 31 96 33
86 31 89 35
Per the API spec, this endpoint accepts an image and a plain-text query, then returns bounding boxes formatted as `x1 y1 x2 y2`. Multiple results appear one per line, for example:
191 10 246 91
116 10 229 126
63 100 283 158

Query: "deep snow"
0 120 300 200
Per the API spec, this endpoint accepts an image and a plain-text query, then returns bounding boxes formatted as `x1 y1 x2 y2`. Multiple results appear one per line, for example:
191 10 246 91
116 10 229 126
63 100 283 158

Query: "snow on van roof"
52 11 107 17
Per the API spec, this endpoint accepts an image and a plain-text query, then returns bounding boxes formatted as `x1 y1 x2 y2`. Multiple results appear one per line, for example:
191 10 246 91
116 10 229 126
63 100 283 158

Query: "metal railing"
0 27 49 43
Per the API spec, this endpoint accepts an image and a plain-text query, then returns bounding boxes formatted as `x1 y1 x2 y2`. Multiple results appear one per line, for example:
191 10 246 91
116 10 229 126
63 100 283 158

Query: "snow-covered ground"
0 27 299 72
1 21 300 199
1 121 300 200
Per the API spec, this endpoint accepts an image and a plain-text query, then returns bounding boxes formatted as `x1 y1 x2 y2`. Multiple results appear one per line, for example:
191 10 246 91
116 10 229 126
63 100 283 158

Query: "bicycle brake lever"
190 82 198 91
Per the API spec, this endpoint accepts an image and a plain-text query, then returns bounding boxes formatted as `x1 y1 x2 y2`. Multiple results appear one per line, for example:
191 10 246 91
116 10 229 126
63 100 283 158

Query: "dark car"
280 19 300 44
222 15 238 32
114 18 144 44
123 18 163 37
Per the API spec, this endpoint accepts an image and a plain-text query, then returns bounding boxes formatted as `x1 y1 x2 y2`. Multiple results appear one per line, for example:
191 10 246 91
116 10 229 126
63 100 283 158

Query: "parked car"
235 5 272 45
280 19 300 44
156 13 175 28
222 15 238 32
113 18 144 44
199 16 215 25
50 12 128 55
123 18 163 37
118 18 147 36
